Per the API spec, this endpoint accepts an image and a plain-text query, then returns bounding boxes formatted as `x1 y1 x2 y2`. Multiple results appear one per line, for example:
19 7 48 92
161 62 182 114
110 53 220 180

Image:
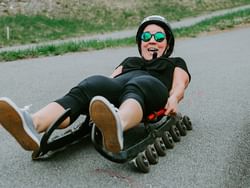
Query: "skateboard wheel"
154 137 167 156
135 152 150 173
162 131 174 149
176 121 187 136
170 125 181 142
182 115 192 130
145 145 159 164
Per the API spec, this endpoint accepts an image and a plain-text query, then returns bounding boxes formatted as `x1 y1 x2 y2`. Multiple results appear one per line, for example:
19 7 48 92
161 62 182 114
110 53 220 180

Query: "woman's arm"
164 67 190 115
110 66 123 78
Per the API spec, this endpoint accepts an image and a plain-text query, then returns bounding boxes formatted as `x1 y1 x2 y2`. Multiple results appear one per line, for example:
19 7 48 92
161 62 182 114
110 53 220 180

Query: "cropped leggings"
55 71 169 124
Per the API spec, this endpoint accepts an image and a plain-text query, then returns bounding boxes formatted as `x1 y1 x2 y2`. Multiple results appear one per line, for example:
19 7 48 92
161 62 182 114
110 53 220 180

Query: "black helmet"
136 15 175 57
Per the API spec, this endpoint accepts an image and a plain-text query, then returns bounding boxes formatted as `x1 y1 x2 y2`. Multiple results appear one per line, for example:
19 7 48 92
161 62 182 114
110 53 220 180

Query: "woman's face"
140 24 168 60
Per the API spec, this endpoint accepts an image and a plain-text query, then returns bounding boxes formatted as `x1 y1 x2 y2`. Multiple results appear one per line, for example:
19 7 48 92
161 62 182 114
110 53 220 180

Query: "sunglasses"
141 31 166 42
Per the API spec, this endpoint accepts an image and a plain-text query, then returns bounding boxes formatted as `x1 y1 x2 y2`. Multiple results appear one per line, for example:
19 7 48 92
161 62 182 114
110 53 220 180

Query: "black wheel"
154 137 167 156
145 145 159 164
170 125 181 142
135 152 150 173
162 131 175 149
176 121 187 136
182 115 192 130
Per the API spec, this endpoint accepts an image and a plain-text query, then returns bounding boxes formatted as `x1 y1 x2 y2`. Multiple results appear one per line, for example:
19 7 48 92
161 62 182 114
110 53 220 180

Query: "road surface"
0 27 249 188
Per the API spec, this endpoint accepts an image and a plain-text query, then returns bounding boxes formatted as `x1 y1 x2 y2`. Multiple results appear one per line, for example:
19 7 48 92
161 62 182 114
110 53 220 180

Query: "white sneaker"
89 96 123 153
0 97 40 151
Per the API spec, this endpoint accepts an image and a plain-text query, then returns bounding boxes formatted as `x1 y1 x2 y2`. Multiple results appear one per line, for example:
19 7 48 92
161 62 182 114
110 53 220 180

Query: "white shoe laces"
20 104 32 112
114 107 119 113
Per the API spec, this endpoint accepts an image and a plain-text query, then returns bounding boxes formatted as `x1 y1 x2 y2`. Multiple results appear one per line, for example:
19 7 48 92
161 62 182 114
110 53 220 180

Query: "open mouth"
148 47 159 52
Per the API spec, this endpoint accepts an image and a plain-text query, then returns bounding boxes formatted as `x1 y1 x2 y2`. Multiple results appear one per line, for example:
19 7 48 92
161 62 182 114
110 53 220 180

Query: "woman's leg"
118 98 143 131
34 74 125 133
118 75 168 130
38 75 121 130
32 102 69 133
120 75 169 116
89 97 143 153
0 75 122 151
89 75 169 153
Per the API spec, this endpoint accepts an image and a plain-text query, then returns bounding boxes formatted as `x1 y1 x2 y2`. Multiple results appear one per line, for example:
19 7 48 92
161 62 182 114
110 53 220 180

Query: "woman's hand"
110 66 123 78
164 95 178 115
164 67 190 116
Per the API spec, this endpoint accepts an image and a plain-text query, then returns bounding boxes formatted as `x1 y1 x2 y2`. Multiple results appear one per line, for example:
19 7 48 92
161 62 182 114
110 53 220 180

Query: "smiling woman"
140 25 168 60
0 15 191 155
136 15 175 59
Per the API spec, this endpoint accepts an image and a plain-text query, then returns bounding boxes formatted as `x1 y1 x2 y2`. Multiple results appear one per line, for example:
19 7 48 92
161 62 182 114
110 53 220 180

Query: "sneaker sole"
0 98 39 151
90 97 122 153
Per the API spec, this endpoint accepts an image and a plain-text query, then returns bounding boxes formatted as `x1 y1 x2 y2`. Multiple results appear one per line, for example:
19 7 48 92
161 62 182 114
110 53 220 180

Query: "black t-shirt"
116 56 191 91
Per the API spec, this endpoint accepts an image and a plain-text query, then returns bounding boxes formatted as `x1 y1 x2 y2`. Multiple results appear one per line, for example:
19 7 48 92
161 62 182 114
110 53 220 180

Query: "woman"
0 15 191 154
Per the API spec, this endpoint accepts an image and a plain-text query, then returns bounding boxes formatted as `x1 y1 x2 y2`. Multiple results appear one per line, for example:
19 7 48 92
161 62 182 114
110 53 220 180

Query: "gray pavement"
0 4 250 53
0 26 250 187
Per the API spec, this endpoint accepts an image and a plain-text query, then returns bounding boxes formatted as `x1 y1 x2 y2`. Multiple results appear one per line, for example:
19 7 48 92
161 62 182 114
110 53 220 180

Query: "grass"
0 3 250 62
0 8 250 62
0 38 135 62
174 7 250 38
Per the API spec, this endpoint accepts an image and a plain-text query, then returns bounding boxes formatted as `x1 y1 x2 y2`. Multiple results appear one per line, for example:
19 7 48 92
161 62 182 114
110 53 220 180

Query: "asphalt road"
0 27 250 188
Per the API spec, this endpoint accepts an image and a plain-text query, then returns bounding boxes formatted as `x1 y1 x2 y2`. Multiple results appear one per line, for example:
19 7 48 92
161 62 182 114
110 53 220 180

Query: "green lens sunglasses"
141 31 166 42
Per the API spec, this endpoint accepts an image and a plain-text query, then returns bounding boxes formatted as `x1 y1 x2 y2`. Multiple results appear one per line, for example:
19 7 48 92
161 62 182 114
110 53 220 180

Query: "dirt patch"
1 0 249 18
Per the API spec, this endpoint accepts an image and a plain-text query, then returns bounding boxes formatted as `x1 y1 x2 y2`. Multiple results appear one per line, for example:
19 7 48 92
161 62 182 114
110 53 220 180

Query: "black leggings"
55 71 169 123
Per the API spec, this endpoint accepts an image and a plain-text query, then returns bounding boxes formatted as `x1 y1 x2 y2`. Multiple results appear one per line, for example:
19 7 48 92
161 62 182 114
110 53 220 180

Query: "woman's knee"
122 76 169 114
125 76 168 97
78 75 108 87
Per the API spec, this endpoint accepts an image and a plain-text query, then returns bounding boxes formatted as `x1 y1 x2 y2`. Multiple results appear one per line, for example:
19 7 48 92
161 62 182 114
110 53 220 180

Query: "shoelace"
114 107 119 113
20 104 32 112
109 102 119 113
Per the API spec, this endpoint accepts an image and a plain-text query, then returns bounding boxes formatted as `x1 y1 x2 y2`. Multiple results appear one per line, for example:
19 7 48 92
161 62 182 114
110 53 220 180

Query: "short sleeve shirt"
116 56 191 91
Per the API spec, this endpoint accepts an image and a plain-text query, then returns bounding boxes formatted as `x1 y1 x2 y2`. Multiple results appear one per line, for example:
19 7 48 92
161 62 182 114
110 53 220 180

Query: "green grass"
174 8 250 38
0 15 98 46
0 38 135 61
0 8 250 62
